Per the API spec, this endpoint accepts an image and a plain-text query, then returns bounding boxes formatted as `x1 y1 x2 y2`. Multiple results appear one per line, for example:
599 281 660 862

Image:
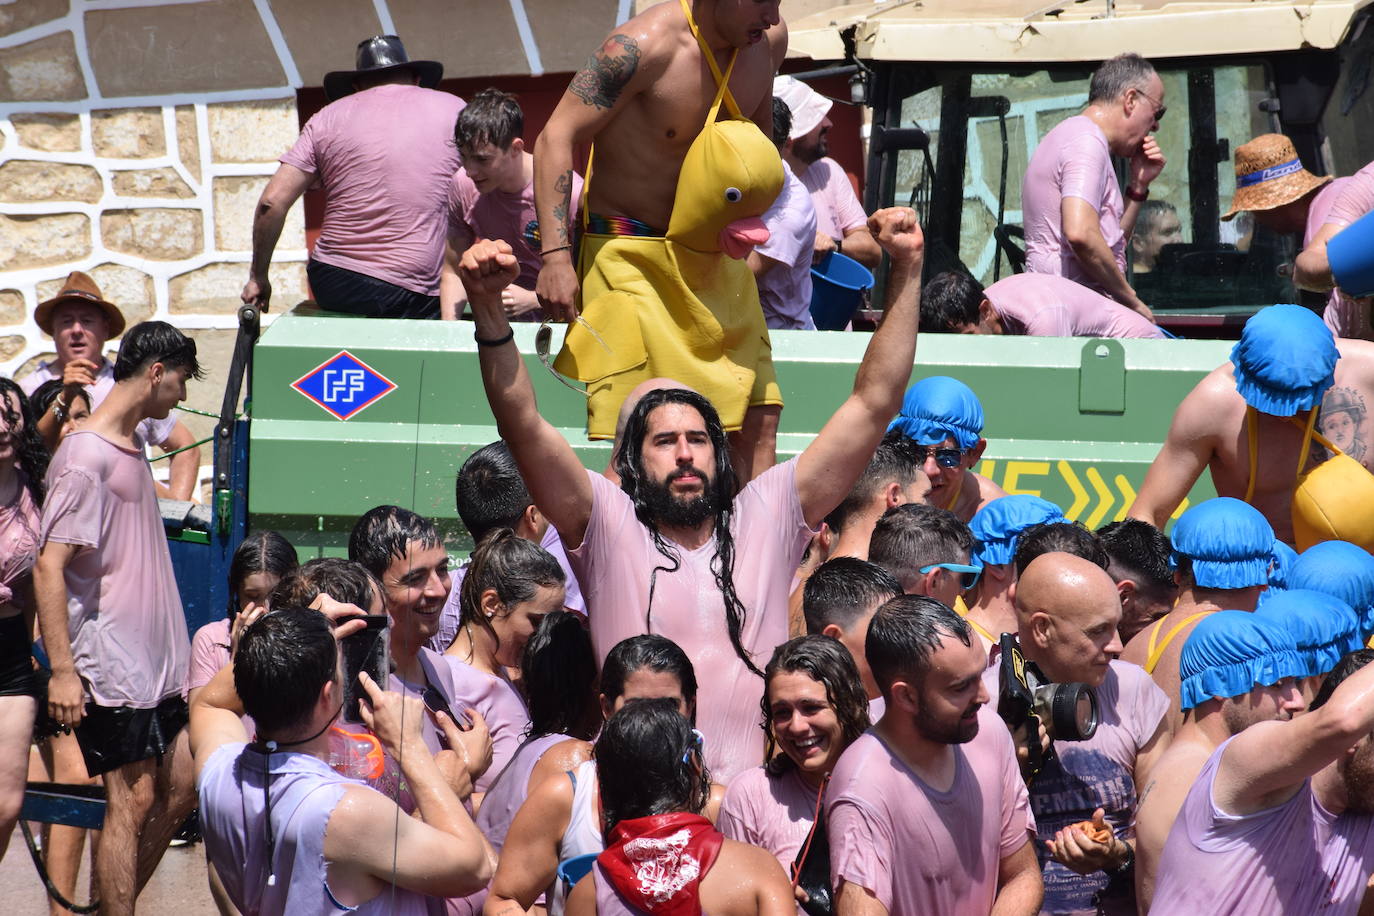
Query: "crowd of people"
7 1 1374 915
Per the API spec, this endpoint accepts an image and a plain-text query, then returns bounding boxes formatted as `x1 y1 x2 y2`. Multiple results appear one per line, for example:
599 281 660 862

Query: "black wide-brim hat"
324 35 443 101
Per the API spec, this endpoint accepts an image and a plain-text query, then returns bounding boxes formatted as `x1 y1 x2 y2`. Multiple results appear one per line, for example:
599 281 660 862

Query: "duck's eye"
724 187 742 202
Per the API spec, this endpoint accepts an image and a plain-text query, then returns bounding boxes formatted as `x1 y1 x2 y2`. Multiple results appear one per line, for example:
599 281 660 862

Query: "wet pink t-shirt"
447 169 582 291
827 708 1035 915
187 618 231 692
718 765 820 874
281 83 465 295
0 472 39 608
1310 175 1372 339
1023 116 1126 294
568 460 815 785
801 158 867 242
986 273 1163 338
40 430 189 708
1152 735 1374 915
1325 160 1374 229
758 169 818 331
21 358 177 450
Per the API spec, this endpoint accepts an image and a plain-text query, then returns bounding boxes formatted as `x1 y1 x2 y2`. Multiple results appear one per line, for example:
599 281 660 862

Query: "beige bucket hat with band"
34 271 126 338
1222 133 1333 220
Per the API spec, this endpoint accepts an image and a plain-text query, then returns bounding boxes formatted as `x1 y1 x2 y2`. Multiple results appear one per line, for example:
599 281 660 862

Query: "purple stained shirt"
827 707 1035 915
1022 116 1126 295
758 169 818 330
447 169 583 292
985 273 1164 339
983 659 1167 915
718 765 820 889
800 158 867 242
281 84 464 295
1152 735 1374 915
1309 176 1370 339
568 459 815 785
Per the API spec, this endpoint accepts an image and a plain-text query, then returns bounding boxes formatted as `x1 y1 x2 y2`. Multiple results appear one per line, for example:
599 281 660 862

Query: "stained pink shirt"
281 83 465 295
758 169 818 331
187 618 231 692
718 765 820 875
801 158 867 242
21 358 178 450
567 460 815 785
827 707 1035 915
1152 735 1374 915
985 274 1163 338
1310 176 1370 338
0 472 39 607
1023 116 1126 294
40 430 189 707
447 169 582 291
1325 160 1374 229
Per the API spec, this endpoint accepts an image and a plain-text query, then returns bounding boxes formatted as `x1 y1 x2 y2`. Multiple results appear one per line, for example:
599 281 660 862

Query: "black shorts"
0 615 37 698
307 259 440 320
74 695 188 777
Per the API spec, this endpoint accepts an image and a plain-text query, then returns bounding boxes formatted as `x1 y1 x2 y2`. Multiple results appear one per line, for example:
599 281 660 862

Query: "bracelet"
473 327 514 348
540 245 572 257
1125 184 1149 203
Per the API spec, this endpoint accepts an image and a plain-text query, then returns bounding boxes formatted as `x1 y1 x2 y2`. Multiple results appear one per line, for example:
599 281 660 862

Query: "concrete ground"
0 829 219 916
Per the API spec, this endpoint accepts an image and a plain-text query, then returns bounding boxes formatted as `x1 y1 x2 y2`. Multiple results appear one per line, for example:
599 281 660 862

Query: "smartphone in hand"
341 615 390 722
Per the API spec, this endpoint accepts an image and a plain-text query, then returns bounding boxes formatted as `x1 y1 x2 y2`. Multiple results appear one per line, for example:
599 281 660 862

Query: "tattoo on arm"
552 170 573 246
568 34 641 110
1317 385 1368 465
1136 779 1156 810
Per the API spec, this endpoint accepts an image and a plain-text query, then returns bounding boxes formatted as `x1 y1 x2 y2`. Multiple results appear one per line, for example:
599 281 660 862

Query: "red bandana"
597 813 724 916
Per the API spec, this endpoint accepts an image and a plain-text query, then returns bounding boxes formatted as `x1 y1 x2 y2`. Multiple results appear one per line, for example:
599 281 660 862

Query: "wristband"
474 327 515 348
1125 184 1149 203
540 245 572 257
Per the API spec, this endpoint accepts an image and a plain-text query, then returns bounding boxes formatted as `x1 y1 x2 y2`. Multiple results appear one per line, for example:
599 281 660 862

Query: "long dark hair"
595 697 712 838
227 531 299 619
601 635 698 715
459 528 565 660
523 610 599 739
613 388 760 676
761 636 871 777
0 378 49 506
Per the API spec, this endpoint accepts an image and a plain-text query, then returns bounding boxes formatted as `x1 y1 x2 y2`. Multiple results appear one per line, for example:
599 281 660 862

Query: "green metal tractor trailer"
246 0 1374 555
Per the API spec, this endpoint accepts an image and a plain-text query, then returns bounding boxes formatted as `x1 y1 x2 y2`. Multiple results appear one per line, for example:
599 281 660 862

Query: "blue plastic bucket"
810 251 874 330
1329 208 1374 298
557 852 599 892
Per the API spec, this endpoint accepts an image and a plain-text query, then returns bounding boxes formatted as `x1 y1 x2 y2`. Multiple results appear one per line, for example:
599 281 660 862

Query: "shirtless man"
1132 611 1304 910
887 376 1006 523
533 0 787 475
1129 304 1374 546
1120 498 1276 735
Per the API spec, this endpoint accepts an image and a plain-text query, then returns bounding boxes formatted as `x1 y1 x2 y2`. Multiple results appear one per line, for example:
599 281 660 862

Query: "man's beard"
914 701 981 746
794 135 827 165
641 465 719 528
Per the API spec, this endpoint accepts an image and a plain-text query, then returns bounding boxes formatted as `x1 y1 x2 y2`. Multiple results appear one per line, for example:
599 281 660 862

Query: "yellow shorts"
554 232 782 439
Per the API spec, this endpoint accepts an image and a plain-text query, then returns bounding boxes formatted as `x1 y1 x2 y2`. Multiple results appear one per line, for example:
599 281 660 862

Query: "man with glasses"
869 503 981 609
983 552 1170 916
1022 52 1167 323
888 376 1006 523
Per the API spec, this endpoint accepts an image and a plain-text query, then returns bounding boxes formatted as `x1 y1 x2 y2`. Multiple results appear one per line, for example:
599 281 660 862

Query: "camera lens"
1049 683 1099 741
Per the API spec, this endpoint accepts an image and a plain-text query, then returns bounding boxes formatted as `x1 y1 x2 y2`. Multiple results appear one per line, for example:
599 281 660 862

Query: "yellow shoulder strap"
678 0 745 120
965 616 996 645
1144 611 1215 674
1288 407 1336 475
1245 406 1258 504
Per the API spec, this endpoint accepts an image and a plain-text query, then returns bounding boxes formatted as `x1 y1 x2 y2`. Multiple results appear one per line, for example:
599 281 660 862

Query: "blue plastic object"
1328 209 1374 298
810 250 874 330
558 852 599 891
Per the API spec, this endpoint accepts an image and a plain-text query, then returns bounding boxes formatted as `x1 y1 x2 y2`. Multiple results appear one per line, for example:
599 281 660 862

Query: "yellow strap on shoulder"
965 616 996 645
678 0 745 120
1245 406 1258 504
1144 611 1215 674
1289 407 1337 473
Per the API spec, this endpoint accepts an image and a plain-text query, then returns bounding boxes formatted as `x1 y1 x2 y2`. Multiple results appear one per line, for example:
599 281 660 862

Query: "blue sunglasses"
919 562 983 591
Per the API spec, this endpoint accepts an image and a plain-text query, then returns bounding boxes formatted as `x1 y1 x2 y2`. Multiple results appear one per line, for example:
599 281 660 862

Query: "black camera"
996 634 1099 778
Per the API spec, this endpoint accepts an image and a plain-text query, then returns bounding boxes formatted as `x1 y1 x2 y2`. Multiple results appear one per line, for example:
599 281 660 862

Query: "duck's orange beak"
719 217 770 259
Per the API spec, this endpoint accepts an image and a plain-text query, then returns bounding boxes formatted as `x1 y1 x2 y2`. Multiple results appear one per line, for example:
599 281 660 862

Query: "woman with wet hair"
27 378 92 453
718 636 871 915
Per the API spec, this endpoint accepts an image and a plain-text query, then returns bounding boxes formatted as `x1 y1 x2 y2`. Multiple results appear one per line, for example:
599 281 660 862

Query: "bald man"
984 552 1170 916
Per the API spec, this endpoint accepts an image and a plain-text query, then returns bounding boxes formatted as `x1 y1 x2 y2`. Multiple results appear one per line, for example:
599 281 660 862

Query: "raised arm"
1216 656 1374 815
534 24 657 321
461 239 594 548
1127 382 1219 528
795 208 922 528
241 163 313 311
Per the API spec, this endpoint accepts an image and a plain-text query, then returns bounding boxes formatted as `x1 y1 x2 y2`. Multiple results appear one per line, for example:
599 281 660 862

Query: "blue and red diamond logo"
291 350 397 421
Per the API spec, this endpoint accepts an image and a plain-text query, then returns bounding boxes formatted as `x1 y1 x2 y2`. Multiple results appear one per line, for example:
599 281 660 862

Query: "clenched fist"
867 207 925 269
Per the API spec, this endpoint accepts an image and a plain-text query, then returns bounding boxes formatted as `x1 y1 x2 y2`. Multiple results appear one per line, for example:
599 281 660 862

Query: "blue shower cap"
1179 611 1303 710
1230 305 1338 417
1290 540 1374 638
1170 498 1277 590
969 495 1066 568
887 376 985 450
1255 589 1362 679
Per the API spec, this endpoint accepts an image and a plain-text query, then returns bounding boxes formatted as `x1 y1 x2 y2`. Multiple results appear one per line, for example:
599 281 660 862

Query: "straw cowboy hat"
34 271 125 338
324 35 443 102
1223 134 1333 220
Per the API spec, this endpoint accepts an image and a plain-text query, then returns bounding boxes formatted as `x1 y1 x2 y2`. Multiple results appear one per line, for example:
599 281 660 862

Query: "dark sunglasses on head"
919 562 983 591
913 445 966 469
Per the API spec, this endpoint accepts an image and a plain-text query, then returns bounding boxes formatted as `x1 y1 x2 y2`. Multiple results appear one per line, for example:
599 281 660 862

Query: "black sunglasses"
913 445 966 469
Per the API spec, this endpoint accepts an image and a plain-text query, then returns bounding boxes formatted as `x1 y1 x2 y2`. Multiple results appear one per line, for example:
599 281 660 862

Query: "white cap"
773 75 833 141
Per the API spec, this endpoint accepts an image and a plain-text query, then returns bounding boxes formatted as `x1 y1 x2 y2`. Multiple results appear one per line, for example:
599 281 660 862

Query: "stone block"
207 99 299 163
0 161 103 204
100 208 202 261
10 113 82 152
0 32 85 102
169 261 306 314
0 0 66 39
0 290 24 327
213 176 301 251
0 213 91 271
91 108 166 159
176 106 201 183
36 264 155 325
267 0 381 88
0 335 24 362
111 167 195 199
